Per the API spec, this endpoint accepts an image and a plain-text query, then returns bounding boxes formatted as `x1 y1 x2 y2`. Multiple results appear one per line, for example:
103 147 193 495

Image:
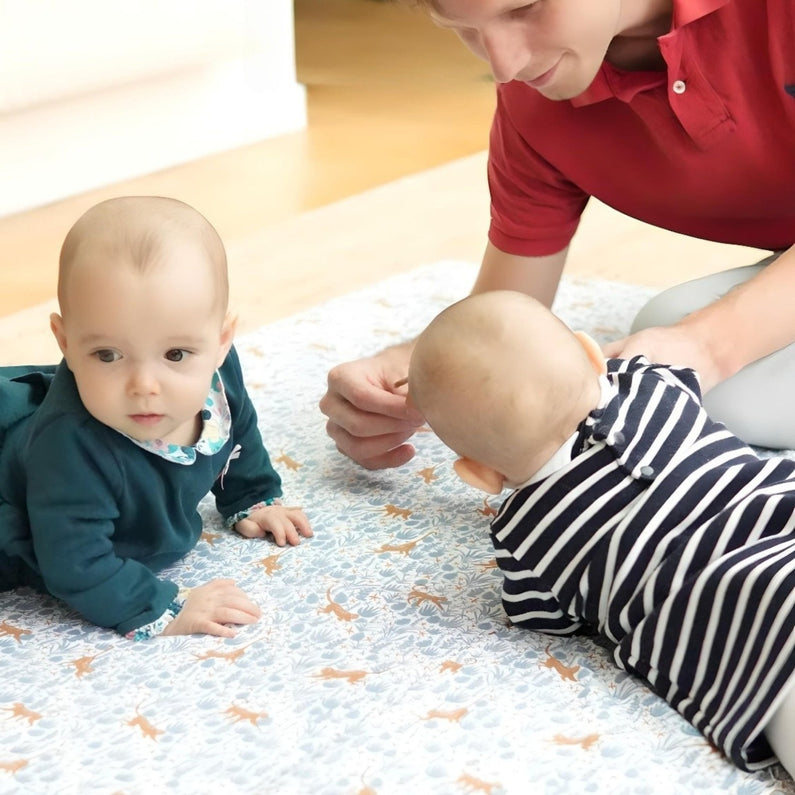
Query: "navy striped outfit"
491 356 795 770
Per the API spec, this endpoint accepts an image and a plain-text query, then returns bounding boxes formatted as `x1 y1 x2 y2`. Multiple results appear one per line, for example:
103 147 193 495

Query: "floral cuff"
223 497 280 530
125 590 189 641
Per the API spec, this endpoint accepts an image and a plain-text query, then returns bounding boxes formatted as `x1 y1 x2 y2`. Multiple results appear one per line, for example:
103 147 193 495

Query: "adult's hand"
319 343 425 469
603 323 721 392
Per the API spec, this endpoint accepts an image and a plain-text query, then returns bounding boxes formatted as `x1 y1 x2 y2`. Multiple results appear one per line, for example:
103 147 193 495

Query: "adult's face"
429 0 625 100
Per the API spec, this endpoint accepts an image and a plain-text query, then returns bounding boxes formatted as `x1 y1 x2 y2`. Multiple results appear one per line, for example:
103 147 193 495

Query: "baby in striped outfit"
408 289 795 777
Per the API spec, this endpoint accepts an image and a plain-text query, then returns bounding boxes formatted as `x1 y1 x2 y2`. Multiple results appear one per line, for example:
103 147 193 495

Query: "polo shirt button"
639 465 655 477
672 79 686 95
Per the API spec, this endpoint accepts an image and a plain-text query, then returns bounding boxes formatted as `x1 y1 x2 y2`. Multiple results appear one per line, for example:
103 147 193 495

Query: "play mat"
2 261 793 794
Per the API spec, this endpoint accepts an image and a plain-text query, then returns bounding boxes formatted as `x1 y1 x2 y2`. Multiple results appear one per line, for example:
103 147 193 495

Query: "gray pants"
631 254 792 450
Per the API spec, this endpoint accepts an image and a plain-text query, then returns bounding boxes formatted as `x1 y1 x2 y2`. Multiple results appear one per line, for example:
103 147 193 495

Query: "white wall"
0 0 306 217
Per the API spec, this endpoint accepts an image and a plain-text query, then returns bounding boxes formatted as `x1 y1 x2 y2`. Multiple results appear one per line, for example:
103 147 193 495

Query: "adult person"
320 0 795 466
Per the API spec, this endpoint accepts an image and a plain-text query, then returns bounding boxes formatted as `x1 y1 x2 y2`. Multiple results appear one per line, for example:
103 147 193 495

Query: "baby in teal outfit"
0 196 312 639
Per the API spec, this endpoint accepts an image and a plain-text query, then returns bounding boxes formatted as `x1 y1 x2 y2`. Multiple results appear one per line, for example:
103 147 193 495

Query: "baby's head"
408 290 605 492
56 195 229 316
51 196 237 446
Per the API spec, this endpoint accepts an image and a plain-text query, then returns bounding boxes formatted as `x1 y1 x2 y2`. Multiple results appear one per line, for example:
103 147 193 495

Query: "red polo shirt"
488 0 795 257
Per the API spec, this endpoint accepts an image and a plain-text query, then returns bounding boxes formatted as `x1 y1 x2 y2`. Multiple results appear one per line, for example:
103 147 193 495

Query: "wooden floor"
0 0 495 319
0 0 766 365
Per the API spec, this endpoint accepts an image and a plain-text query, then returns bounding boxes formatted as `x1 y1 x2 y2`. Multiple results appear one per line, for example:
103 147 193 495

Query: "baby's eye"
94 349 120 363
165 349 188 362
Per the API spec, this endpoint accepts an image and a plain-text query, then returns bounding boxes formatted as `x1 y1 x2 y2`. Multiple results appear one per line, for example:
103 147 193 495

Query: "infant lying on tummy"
407 289 795 776
0 196 312 640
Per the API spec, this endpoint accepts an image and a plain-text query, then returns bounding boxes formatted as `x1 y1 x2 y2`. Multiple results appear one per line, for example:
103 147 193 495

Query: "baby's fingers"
266 516 296 547
201 621 238 639
263 510 312 546
216 605 260 626
197 605 260 638
222 588 262 619
284 507 313 539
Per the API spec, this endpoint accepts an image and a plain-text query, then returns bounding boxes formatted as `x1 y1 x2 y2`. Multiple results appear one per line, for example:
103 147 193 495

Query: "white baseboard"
0 61 307 218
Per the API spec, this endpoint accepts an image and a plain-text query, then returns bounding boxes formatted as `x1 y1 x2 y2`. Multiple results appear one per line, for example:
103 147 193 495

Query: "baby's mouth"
129 413 164 426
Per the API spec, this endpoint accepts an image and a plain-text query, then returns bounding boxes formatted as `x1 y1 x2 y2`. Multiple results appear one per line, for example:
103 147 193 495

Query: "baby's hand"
234 504 313 546
161 579 260 638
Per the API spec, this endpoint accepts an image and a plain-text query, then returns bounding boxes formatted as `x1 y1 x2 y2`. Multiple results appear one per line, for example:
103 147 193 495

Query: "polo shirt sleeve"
487 84 590 257
25 416 178 635
211 347 282 520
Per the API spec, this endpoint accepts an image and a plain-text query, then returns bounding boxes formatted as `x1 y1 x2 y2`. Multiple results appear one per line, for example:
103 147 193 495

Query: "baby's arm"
26 430 178 636
160 579 260 638
25 419 253 639
213 347 312 545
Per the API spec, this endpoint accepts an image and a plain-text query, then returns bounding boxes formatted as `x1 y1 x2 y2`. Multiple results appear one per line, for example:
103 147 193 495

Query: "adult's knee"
629 259 794 449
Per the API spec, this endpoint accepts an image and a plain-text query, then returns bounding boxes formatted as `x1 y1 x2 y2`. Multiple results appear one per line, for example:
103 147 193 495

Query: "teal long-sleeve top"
0 346 282 635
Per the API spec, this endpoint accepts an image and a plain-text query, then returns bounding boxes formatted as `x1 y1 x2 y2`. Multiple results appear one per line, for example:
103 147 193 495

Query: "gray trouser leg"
630 255 793 450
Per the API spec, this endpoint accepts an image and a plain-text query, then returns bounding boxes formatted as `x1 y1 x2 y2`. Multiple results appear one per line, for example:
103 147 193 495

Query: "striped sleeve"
492 537 583 635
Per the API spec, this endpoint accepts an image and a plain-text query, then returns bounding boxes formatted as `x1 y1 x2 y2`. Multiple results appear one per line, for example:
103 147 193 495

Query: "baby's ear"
217 311 238 365
453 457 505 494
573 331 607 375
50 313 68 356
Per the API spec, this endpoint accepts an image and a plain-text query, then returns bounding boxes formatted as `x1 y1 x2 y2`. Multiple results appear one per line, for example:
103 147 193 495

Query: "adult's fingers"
325 422 418 468
323 367 423 425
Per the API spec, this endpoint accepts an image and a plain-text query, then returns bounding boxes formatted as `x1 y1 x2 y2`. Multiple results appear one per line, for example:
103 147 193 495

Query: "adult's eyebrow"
430 0 527 24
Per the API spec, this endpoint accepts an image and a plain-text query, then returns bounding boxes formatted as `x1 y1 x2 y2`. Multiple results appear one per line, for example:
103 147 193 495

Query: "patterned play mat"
1 261 793 794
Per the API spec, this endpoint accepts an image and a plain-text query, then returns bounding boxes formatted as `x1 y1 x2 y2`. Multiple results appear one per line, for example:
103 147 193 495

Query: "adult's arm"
320 242 570 468
471 241 568 305
604 244 795 392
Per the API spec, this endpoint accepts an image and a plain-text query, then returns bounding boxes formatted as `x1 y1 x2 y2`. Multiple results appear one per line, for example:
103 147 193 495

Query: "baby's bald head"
409 290 602 483
57 196 228 319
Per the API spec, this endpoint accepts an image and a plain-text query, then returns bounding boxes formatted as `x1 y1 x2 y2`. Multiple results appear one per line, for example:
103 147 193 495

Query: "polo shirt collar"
673 0 729 27
570 0 729 107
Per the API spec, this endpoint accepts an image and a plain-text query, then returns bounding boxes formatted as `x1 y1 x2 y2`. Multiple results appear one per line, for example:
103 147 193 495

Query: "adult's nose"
481 22 530 84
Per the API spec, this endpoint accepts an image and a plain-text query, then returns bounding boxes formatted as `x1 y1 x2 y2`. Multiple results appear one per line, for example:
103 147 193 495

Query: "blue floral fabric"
0 262 790 794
